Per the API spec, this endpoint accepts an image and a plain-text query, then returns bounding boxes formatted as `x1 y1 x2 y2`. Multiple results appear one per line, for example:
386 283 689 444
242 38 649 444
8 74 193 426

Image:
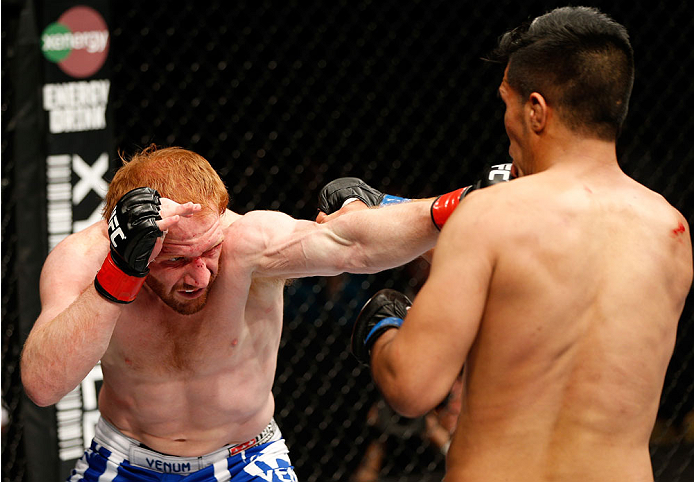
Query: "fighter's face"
146 212 224 315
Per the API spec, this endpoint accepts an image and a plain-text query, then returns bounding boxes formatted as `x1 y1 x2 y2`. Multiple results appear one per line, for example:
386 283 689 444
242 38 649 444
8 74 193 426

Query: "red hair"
104 145 229 218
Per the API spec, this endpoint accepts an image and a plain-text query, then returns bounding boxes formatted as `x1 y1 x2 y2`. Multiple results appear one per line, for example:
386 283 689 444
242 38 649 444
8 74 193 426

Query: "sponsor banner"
39 1 113 478
42 1 113 250
42 4 109 79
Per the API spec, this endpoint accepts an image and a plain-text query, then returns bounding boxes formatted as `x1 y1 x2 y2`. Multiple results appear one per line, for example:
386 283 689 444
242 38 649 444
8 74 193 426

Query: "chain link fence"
3 1 31 481
3 0 694 480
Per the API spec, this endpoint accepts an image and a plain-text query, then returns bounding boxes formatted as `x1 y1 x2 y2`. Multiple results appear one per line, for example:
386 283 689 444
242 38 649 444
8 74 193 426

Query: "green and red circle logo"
41 5 109 79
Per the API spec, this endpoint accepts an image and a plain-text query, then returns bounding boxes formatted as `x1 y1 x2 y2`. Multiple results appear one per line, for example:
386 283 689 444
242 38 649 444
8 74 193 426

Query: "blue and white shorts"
67 417 298 482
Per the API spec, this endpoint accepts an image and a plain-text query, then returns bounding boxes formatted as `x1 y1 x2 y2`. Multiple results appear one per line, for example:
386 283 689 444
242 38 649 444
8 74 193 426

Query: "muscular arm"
312 163 513 268
317 200 435 264
21 229 121 407
369 191 497 417
250 199 439 278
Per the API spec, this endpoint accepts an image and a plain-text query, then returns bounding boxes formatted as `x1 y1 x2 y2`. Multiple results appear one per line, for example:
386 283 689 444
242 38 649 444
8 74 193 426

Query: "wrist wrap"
352 289 411 365
94 252 147 304
430 186 472 230
364 317 403 347
380 194 410 206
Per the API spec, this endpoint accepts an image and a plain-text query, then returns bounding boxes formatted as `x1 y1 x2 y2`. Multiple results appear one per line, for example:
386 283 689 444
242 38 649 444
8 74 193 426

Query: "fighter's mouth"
178 288 203 299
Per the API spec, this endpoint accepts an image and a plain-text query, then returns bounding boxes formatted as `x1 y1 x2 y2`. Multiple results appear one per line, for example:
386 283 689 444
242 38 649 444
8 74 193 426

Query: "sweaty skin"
21 200 438 456
368 76 693 481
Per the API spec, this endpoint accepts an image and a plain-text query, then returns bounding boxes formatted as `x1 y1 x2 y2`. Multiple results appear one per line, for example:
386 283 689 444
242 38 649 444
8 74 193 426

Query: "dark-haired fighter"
351 7 692 482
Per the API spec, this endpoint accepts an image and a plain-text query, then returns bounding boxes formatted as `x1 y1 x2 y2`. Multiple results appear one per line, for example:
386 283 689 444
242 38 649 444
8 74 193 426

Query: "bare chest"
107 306 235 375
103 278 286 376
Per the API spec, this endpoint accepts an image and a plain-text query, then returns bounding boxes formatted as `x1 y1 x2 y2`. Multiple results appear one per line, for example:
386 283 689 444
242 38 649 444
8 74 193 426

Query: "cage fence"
3 0 694 481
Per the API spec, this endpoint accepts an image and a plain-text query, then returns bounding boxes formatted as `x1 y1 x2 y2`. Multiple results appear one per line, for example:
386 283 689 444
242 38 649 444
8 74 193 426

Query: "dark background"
3 0 693 480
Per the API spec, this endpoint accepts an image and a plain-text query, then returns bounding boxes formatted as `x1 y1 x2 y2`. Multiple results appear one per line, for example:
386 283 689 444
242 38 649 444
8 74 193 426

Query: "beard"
145 269 219 315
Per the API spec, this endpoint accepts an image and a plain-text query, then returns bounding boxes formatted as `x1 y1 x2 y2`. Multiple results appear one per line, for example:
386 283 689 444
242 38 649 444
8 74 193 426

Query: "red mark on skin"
584 186 593 194
673 222 685 236
231 339 238 346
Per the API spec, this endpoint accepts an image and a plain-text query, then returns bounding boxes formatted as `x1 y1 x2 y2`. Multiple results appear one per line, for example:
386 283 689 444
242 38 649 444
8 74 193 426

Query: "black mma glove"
431 163 513 229
94 187 163 303
318 177 409 215
352 289 412 365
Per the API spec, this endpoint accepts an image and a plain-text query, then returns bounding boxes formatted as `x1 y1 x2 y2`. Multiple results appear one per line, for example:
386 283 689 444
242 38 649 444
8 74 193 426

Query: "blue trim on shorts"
68 438 297 482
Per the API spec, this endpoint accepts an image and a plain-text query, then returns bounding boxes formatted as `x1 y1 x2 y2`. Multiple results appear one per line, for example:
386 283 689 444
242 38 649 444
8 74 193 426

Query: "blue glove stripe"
380 195 410 206
364 317 404 346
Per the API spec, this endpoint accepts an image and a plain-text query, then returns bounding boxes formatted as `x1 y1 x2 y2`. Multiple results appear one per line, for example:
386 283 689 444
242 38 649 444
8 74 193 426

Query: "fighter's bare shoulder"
45 221 109 272
40 220 110 302
446 175 540 239
224 209 297 244
222 208 307 262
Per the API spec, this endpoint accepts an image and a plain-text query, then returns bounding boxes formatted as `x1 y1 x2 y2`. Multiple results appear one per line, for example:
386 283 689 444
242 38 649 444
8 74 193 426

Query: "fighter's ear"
527 92 548 133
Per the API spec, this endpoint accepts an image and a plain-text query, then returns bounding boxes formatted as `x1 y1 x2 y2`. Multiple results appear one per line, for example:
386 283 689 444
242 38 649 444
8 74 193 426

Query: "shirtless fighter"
345 7 693 482
20 144 495 481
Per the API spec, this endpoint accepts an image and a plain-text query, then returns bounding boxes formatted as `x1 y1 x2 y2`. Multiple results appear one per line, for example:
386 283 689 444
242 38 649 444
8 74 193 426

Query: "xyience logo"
41 5 109 79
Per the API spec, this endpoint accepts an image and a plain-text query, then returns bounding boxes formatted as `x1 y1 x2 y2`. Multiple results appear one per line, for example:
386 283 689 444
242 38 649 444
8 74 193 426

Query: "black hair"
488 6 634 140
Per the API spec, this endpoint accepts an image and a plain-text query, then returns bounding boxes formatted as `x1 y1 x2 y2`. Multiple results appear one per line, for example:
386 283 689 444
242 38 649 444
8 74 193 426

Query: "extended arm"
317 164 513 228
314 165 513 264
249 199 439 279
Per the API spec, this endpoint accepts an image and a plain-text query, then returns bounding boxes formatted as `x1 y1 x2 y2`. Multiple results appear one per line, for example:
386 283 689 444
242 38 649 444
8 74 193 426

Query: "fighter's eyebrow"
159 236 223 257
157 245 185 256
204 239 224 252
